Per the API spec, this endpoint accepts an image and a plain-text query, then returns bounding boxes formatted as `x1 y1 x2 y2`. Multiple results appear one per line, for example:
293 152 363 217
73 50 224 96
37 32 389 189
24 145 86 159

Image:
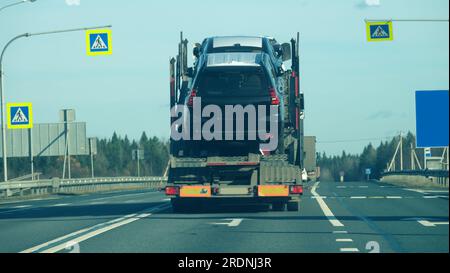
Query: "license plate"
258 185 289 197
180 186 211 198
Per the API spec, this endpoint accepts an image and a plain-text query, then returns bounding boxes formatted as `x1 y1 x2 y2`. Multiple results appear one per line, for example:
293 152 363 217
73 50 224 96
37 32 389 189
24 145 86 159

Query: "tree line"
2 131 443 181
2 132 170 179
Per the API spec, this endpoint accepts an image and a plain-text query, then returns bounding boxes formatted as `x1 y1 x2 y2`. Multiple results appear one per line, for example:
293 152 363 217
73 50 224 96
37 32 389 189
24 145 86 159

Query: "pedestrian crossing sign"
7 102 33 129
366 21 394 42
86 29 112 56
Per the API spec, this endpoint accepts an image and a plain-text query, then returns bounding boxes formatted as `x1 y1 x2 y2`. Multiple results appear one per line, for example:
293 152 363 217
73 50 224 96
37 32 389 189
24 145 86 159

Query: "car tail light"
187 89 197 107
269 87 280 105
212 187 220 195
290 185 303 195
165 186 180 196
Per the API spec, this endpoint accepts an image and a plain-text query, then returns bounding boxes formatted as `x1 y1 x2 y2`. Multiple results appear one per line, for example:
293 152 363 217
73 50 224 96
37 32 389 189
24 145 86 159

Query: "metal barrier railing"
0 176 168 199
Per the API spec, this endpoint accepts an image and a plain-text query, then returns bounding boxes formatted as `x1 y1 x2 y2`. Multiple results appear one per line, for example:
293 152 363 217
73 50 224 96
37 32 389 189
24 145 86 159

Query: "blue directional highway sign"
415 90 449 148
7 102 33 129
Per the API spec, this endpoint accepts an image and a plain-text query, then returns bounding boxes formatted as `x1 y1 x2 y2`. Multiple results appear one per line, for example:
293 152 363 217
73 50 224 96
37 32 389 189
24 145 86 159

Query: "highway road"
0 181 448 253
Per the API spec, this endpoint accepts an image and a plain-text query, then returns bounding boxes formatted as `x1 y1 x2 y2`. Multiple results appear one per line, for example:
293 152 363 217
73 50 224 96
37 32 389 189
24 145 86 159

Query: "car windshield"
208 46 262 53
197 68 269 97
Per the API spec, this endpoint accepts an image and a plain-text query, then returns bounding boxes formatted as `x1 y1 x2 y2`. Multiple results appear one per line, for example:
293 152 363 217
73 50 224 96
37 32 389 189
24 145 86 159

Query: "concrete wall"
381 175 449 188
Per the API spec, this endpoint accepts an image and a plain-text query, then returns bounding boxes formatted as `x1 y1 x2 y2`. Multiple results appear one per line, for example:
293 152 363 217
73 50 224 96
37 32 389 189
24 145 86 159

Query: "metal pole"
400 134 403 171
89 139 95 178
67 123 71 179
365 19 449 22
0 0 36 13
411 143 415 170
424 148 427 169
0 62 7 182
447 147 449 170
0 25 111 182
137 151 140 177
29 128 34 180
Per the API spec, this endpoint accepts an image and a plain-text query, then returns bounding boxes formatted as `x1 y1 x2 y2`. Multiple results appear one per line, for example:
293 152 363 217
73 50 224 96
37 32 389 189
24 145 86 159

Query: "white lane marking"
20 213 139 253
405 189 449 194
210 219 243 227
333 231 348 234
86 192 152 203
0 197 59 206
162 198 171 202
51 203 71 207
311 196 327 199
368 196 384 199
423 195 448 199
423 196 439 199
418 220 449 227
88 201 107 205
340 248 359 252
42 213 153 253
386 196 402 199
21 203 171 253
311 182 344 227
350 196 367 199
359 186 369 188
336 239 353 242
13 205 32 209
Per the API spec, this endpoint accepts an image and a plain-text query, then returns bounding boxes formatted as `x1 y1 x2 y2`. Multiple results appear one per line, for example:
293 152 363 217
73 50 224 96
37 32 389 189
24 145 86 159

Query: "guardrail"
0 176 168 199
382 170 449 187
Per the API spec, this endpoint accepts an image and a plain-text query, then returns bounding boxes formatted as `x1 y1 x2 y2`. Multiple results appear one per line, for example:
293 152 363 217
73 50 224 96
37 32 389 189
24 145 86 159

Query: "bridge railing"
0 176 168 199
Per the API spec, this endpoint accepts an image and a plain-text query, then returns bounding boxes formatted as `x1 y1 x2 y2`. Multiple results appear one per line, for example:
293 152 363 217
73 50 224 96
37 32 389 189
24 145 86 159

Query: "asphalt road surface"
0 181 448 253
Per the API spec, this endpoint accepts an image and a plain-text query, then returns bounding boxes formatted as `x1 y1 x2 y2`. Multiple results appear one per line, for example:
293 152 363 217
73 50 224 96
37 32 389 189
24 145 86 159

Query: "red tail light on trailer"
187 89 197 107
269 87 280 105
165 186 180 196
290 185 303 195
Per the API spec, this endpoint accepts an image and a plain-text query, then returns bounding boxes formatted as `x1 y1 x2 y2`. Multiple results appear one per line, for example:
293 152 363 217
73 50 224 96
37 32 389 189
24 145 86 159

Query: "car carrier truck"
166 32 306 212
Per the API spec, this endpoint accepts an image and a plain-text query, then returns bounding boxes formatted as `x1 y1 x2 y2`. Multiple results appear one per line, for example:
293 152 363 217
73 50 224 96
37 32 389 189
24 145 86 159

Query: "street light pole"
0 25 112 182
0 0 36 13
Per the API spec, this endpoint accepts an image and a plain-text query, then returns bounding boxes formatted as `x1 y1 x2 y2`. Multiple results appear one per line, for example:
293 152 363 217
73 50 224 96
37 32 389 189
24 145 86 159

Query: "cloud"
366 110 394 120
355 0 381 9
65 0 81 6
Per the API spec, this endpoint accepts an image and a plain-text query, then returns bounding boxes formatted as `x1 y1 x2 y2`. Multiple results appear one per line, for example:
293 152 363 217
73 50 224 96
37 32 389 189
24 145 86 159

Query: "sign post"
365 168 372 181
132 149 145 177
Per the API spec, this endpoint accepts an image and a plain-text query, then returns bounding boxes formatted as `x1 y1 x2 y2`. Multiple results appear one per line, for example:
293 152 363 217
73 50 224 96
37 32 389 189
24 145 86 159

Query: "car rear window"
197 68 269 97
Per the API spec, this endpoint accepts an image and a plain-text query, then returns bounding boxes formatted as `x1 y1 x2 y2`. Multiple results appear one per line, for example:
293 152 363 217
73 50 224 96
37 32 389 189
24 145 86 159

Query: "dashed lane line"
336 239 353 242
340 248 360 252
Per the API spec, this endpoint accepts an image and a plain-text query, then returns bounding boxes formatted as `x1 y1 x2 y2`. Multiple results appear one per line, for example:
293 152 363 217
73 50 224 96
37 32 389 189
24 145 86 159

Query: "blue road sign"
7 102 33 129
416 90 449 148
366 21 394 42
365 168 372 175
86 29 112 56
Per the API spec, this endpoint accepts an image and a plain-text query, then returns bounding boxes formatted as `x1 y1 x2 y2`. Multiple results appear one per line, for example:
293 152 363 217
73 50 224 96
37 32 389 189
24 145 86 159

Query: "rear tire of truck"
272 202 287 212
287 200 300 212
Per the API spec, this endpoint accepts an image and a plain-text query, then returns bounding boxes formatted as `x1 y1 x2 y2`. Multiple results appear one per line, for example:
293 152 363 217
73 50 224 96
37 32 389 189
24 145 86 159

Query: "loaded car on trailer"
166 33 306 212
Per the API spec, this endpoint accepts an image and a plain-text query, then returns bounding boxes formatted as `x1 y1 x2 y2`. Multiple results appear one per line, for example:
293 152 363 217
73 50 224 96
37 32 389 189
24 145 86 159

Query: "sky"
0 0 448 155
